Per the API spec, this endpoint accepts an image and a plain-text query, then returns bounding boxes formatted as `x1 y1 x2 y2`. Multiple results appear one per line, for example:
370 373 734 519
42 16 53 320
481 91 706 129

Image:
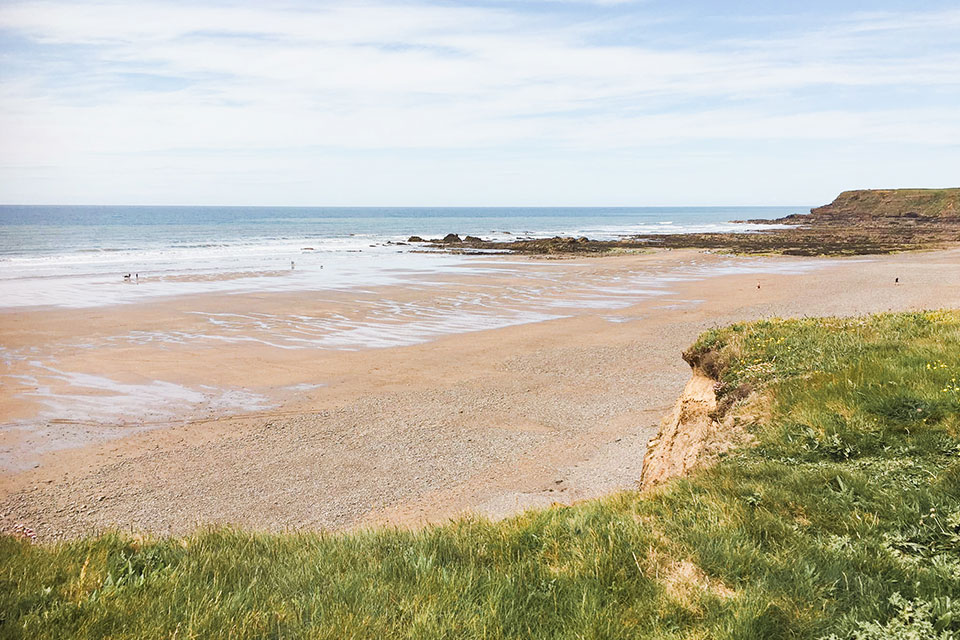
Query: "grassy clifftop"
809 188 960 220
3 312 960 639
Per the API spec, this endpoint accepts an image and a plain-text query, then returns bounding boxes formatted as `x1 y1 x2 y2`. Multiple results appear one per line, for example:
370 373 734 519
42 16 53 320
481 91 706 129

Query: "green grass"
3 311 960 639
818 188 960 217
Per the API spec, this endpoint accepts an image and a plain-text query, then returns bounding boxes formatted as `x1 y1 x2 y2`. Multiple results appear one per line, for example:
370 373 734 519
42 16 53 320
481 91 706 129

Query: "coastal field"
3 308 959 638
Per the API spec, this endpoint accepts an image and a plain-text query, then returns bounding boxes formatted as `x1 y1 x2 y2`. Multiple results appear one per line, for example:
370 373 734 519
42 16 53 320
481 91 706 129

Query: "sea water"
2 205 828 453
0 205 802 309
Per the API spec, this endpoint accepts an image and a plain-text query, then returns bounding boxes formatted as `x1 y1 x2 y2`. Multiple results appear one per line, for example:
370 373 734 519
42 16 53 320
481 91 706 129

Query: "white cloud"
0 1 958 204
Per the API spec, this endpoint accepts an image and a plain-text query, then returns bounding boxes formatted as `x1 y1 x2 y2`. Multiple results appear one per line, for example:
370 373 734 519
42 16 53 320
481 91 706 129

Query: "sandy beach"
2 247 959 540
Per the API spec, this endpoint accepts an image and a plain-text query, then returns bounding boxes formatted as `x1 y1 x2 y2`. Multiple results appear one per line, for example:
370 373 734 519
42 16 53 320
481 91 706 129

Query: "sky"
0 0 958 206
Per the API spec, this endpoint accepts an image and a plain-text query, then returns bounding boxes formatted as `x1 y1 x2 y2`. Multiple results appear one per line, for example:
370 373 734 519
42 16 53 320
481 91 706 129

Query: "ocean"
0 205 802 309
2 204 828 455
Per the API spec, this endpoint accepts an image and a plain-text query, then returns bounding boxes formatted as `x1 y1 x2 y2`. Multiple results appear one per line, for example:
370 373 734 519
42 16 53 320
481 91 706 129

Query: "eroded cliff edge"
640 353 757 490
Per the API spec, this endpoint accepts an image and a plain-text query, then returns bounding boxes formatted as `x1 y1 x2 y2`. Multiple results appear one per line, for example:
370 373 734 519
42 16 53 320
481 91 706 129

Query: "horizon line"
0 202 815 209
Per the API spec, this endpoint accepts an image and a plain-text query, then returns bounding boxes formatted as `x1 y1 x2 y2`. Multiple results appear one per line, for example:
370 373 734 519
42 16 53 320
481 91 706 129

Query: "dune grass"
2 311 960 639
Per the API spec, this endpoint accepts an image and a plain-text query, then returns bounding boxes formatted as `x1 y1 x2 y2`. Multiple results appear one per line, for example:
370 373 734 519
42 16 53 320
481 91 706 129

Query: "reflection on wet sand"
0 251 826 472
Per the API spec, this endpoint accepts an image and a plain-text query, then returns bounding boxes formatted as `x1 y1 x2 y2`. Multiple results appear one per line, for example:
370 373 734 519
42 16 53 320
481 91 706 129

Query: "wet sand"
2 248 959 540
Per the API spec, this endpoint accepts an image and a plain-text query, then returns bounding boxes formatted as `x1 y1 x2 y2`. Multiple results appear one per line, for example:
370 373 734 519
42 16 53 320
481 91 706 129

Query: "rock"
442 233 462 243
407 236 425 243
463 235 483 243
640 368 755 490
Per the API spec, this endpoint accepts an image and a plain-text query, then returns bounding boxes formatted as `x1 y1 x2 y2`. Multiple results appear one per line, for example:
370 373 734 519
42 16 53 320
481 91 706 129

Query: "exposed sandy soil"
2 248 959 540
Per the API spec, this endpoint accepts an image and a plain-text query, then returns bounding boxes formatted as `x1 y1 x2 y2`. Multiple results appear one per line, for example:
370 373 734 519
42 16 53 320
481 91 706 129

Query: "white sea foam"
0 246 481 309
0 216 794 310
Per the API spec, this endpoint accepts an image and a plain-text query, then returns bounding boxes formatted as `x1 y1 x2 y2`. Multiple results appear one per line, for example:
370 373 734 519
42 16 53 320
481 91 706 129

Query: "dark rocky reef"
425 235 622 255
416 188 960 257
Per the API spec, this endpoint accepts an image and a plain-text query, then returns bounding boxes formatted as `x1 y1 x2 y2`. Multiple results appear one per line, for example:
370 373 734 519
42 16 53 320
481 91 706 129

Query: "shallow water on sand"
0 207 825 471
0 254 830 453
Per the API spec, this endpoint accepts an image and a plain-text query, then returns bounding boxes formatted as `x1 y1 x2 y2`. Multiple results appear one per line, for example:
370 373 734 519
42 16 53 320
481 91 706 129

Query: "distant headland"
816 187 959 218
412 188 960 256
752 187 960 224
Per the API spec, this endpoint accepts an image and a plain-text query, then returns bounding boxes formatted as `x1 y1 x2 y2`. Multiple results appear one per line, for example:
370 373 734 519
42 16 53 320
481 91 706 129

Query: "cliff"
640 360 756 490
773 188 960 225
639 371 723 489
812 188 960 219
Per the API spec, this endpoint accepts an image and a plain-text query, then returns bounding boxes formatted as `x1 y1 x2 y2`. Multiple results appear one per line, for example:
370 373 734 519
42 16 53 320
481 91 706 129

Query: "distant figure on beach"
123 273 131 281
135 273 139 283
895 277 899 284
757 282 761 289
291 261 295 270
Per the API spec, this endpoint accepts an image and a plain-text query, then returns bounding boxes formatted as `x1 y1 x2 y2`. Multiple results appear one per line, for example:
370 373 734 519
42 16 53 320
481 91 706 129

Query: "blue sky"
0 0 958 206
